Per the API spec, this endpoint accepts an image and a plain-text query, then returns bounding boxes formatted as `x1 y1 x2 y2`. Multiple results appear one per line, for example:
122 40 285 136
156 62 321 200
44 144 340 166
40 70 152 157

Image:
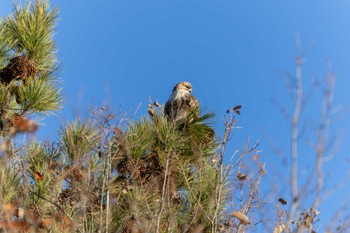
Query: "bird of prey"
164 81 199 123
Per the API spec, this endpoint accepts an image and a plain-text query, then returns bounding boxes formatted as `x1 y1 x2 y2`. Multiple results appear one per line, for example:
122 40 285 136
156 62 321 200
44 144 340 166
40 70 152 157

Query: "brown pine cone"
1 56 37 84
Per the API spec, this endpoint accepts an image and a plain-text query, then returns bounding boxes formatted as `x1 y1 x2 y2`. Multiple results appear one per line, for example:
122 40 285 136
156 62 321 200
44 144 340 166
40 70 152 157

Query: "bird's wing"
187 94 199 109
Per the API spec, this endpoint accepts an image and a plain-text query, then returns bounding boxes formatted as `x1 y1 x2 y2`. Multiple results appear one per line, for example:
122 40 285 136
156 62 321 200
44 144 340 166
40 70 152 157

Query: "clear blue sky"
1 0 350 230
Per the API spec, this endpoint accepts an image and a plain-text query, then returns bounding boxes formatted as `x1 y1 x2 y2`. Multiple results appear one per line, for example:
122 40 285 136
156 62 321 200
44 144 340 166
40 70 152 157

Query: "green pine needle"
58 119 100 162
0 166 21 203
0 83 10 107
0 22 11 69
18 78 62 113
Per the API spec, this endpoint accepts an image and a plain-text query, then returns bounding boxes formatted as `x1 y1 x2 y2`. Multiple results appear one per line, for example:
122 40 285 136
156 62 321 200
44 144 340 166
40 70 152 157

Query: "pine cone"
145 152 162 173
122 218 135 233
1 56 37 84
66 166 83 183
58 189 79 206
122 217 143 233
188 223 205 233
26 204 41 223
10 113 38 134
117 159 129 176
128 160 141 180
160 222 169 233
11 113 25 128
131 160 148 182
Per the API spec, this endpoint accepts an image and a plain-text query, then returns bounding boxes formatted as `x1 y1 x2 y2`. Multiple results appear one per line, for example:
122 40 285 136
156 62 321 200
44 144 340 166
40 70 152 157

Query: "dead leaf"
278 198 288 205
1 141 7 152
114 128 122 135
233 106 242 115
154 100 160 107
16 119 38 134
237 172 247 181
42 217 53 227
0 220 29 231
233 105 242 110
34 171 43 181
273 224 286 233
3 203 16 215
231 211 250 225
62 216 72 226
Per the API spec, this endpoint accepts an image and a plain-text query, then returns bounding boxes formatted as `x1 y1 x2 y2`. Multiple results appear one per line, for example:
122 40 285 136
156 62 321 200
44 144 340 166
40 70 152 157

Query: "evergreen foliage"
58 119 100 163
3 0 58 71
1 0 345 232
111 109 222 232
18 78 61 113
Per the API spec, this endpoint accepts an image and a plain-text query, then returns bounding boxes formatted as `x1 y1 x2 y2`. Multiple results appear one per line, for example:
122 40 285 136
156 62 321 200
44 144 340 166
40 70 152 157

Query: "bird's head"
173 81 193 93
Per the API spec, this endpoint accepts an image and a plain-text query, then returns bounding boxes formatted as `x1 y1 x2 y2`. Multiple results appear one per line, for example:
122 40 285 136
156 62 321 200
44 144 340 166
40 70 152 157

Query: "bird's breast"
172 89 188 100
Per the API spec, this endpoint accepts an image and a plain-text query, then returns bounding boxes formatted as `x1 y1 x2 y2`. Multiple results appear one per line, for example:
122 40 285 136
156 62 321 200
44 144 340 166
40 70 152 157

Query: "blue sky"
1 0 350 230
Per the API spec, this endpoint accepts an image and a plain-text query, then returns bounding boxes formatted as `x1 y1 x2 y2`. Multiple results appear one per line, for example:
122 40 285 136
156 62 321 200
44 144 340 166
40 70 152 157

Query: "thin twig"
289 53 303 223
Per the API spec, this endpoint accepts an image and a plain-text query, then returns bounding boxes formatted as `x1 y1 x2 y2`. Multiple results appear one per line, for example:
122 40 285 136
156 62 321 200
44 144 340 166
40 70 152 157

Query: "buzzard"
164 81 199 123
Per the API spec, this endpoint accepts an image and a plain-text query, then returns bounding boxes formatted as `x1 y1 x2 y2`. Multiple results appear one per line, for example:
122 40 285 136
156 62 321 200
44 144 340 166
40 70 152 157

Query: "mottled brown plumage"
164 81 199 123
